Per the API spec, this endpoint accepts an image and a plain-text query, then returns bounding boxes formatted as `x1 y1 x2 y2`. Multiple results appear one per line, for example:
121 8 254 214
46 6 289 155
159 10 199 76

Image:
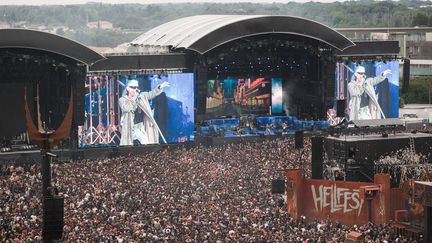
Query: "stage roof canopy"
0 29 105 65
130 15 355 54
89 53 187 72
336 41 400 57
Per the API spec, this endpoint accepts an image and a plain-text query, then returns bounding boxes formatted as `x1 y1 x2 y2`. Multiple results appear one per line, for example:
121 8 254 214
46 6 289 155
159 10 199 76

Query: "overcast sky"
0 0 347 5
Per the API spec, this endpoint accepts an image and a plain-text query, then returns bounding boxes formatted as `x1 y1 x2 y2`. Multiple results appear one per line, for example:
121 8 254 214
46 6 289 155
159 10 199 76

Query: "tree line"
1 1 432 47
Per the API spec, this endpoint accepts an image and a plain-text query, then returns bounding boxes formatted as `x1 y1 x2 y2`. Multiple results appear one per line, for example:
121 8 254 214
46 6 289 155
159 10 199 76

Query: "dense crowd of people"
0 137 424 241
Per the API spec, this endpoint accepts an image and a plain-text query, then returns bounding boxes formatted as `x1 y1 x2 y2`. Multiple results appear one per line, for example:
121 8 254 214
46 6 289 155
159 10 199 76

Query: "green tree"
403 77 432 104
0 1 430 47
412 12 429 26
399 96 405 108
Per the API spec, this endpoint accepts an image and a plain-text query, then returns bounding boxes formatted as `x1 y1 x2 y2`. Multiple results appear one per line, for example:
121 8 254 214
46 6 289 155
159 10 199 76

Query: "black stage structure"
0 29 104 151
324 132 432 183
91 15 399 121
1 15 400 159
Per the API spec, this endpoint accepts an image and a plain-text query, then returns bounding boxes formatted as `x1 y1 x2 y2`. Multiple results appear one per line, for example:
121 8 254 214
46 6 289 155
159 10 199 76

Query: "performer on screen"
348 66 392 120
119 79 170 146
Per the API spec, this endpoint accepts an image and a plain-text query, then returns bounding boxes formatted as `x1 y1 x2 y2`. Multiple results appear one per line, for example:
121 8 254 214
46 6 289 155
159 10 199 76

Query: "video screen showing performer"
333 60 399 121
119 79 169 145
79 73 194 147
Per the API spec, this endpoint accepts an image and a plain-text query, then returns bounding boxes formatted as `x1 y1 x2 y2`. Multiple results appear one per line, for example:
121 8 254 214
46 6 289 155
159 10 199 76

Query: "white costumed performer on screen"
348 66 391 120
119 79 170 145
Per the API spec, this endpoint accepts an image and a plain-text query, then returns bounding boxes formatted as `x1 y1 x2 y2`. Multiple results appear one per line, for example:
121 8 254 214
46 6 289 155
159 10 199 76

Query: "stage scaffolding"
79 75 123 146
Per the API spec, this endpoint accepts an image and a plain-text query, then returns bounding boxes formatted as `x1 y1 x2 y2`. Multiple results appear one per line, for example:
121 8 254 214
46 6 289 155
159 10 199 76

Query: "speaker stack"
271 179 285 194
295 130 304 149
43 196 64 240
402 58 410 93
336 99 346 117
311 136 324 179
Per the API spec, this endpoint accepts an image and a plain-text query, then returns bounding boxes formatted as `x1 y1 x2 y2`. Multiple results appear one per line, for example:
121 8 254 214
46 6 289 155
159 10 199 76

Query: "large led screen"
206 77 271 117
271 78 283 114
79 73 194 147
334 60 399 121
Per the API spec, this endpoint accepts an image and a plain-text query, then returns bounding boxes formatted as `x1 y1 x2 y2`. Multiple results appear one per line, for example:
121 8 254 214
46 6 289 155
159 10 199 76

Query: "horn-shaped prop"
24 87 74 149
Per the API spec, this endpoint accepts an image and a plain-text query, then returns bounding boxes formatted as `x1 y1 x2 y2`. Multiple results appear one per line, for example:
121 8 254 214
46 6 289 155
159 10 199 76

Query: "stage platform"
328 132 432 142
325 132 432 162
324 132 432 182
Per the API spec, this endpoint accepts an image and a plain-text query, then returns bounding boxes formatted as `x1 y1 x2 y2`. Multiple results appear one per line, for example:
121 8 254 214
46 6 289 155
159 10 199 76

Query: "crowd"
0 137 423 242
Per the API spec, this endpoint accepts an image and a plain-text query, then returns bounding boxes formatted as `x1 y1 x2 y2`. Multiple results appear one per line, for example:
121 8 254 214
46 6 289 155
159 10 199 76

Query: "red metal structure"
286 169 431 241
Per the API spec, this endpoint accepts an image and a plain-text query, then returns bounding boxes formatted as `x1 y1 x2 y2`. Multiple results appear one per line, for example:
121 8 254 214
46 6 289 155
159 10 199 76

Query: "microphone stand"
136 94 168 144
